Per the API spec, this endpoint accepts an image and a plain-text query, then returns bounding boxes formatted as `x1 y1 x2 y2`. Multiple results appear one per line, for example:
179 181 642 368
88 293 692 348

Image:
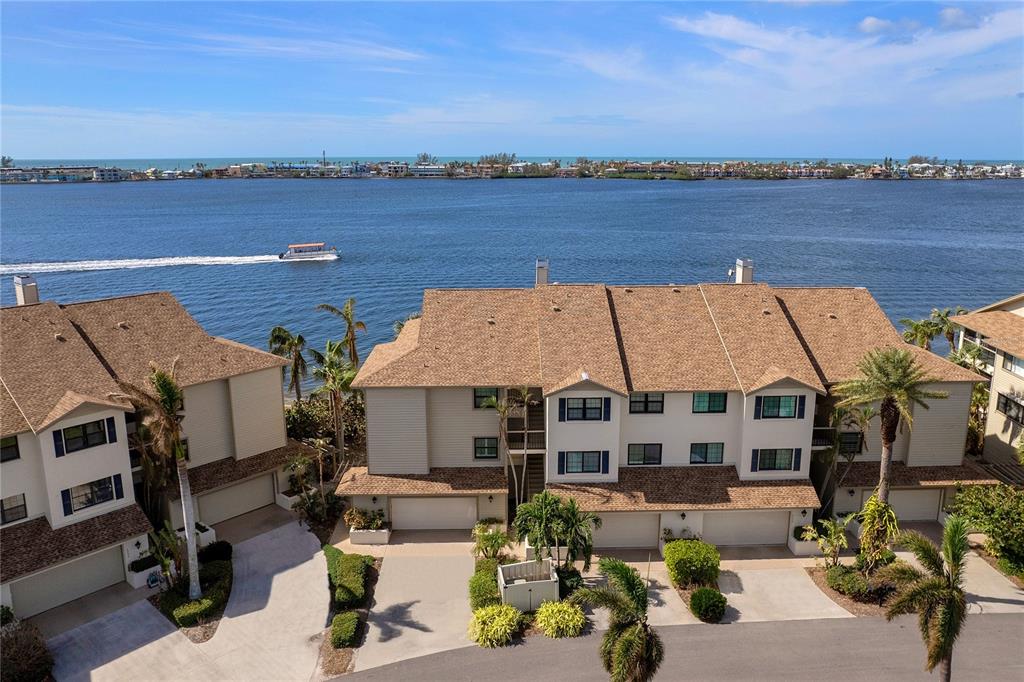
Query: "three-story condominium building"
338 261 994 548
1 285 310 618
952 293 1024 467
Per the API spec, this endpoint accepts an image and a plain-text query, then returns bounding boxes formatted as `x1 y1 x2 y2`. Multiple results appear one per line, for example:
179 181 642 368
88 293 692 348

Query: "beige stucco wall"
985 352 1023 464
545 385 621 483
182 379 235 467
228 367 287 458
0 431 49 524
426 388 502 468
477 493 506 520
906 382 970 467
618 391 742 468
365 388 428 474
738 384 817 481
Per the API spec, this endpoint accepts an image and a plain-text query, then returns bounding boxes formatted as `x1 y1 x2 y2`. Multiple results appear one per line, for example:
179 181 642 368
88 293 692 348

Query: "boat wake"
0 255 282 274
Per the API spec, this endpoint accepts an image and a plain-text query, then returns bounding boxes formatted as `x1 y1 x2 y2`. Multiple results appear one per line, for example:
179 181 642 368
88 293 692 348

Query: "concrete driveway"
585 551 697 628
353 531 475 672
50 520 328 681
719 567 853 622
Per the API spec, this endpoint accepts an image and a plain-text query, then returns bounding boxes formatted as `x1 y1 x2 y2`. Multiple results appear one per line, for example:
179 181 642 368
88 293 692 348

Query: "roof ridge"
58 290 173 308
604 286 633 392
0 377 34 435
698 284 745 394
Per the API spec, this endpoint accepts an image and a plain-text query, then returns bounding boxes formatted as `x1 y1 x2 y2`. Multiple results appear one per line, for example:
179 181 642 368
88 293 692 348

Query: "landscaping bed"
972 545 1024 590
805 566 888 618
664 538 729 623
317 545 381 677
148 541 235 643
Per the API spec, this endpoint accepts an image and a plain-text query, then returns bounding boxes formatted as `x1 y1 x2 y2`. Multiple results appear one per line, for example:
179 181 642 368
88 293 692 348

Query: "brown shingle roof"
951 310 1024 358
63 292 286 390
548 467 820 512
0 504 152 583
0 302 126 435
336 466 507 496
840 461 999 489
170 439 313 499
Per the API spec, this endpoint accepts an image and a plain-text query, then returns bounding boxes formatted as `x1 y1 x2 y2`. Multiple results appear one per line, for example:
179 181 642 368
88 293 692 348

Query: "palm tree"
316 298 366 366
834 348 947 504
883 516 970 682
269 326 308 402
111 361 201 600
512 490 564 561
818 405 876 515
571 558 663 682
391 312 421 340
900 318 942 350
482 390 527 506
559 498 602 571
931 307 968 349
310 340 358 458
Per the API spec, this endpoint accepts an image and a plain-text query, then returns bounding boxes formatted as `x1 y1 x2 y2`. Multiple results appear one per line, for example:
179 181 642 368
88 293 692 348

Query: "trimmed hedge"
159 560 234 627
825 565 870 601
469 570 501 610
324 545 374 608
468 604 522 648
1 621 53 682
664 539 721 587
128 554 159 573
198 540 234 564
535 601 586 638
330 611 360 648
689 587 727 623
556 566 584 599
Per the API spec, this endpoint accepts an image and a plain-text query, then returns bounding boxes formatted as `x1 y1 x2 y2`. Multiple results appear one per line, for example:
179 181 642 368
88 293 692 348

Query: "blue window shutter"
557 451 565 475
753 397 763 420
793 448 802 471
61 489 73 516
558 398 566 422
797 396 806 419
751 449 759 472
114 473 124 499
601 451 609 474
53 431 65 457
603 397 612 422
105 416 118 443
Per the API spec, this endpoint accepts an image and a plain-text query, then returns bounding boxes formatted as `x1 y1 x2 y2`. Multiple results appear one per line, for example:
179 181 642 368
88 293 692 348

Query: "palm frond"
598 557 648 615
885 576 947 621
570 587 637 621
896 531 945 577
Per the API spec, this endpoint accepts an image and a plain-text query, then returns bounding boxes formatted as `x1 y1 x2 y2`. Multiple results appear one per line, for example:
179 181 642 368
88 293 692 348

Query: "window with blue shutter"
750 449 759 472
558 398 566 422
557 451 566 475
792 448 802 471
603 397 611 422
105 417 118 443
753 397 763 420
53 431 65 457
113 474 124 499
601 450 609 474
61 489 73 516
797 396 806 419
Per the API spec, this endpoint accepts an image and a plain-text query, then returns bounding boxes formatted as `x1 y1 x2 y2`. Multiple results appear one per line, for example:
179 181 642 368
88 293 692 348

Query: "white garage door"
703 511 789 546
592 513 660 548
888 489 941 521
198 474 275 525
391 497 477 530
11 545 125 618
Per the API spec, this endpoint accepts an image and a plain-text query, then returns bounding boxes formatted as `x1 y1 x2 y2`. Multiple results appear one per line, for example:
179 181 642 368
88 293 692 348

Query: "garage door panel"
703 511 789 546
391 497 477 530
889 489 941 521
199 474 274 525
593 513 659 548
11 545 124 618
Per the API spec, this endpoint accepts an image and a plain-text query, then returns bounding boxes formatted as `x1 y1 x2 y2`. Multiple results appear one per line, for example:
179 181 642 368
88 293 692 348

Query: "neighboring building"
382 162 410 177
1 283 308 618
952 293 1024 466
92 167 128 182
408 164 447 177
341 260 990 548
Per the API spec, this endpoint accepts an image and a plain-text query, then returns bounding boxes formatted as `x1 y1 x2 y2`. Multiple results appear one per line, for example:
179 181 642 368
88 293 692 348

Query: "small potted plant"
175 521 216 548
346 507 390 545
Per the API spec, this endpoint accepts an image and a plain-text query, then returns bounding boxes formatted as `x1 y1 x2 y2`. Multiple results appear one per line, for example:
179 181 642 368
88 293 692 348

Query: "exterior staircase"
525 456 546 500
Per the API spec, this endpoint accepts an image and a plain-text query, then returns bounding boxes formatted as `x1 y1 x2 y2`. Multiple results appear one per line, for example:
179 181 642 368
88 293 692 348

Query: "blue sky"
2 2 1022 159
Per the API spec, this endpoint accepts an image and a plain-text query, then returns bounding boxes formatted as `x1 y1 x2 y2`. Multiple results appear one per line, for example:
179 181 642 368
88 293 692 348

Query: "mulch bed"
146 592 227 644
805 567 888 618
672 580 719 618
306 505 344 546
318 558 382 677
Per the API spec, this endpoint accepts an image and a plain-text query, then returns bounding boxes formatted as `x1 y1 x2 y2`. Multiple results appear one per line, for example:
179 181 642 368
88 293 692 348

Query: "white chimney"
535 258 549 287
734 258 753 284
13 275 39 305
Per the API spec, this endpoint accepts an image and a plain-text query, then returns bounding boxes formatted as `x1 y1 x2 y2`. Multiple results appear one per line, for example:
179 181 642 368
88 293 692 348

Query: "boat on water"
279 242 339 261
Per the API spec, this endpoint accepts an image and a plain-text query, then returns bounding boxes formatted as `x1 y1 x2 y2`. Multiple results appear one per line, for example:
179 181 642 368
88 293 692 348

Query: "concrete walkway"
352 531 476 672
50 520 327 681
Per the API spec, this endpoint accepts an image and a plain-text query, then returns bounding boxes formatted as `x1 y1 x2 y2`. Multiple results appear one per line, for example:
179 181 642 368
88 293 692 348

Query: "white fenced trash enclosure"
498 558 560 612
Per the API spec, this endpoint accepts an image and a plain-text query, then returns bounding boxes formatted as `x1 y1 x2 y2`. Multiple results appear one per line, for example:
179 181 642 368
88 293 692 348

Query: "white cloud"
858 16 921 35
939 8 978 31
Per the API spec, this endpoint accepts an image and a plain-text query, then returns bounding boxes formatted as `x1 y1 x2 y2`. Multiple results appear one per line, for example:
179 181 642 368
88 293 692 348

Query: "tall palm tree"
316 298 366 366
111 361 201 600
482 390 525 506
834 348 947 504
571 558 663 682
883 516 970 682
900 318 942 350
559 498 602 571
931 306 968 349
310 340 358 458
268 326 308 402
818 405 875 515
391 313 420 340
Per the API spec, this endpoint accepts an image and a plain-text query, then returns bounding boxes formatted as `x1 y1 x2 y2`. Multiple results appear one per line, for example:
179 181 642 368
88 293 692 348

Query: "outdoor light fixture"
848 489 856 497
801 509 807 518
135 540 142 550
371 496 378 504
488 495 494 503
679 512 686 520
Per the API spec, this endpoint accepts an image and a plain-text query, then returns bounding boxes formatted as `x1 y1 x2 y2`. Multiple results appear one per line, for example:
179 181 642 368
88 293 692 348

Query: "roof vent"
117 321 129 329
762 308 771 315
624 288 633 293
671 288 680 293
54 332 66 342
828 313 838 319
551 306 561 312
486 317 495 325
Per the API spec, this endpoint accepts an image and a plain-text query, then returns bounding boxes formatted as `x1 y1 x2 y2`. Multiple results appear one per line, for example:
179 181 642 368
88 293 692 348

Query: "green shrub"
159 560 234 627
663 539 721 587
555 566 584 599
468 604 522 648
330 611 360 648
949 483 1024 565
825 565 870 601
128 554 160 573
1 604 14 626
854 548 895 572
997 556 1024 579
469 570 501 610
689 587 727 623
534 601 586 638
198 540 233 564
0 621 53 682
474 556 513 575
323 545 373 607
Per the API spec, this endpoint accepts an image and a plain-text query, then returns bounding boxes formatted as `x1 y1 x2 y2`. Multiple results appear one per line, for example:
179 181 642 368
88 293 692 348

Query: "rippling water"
1 179 1021 361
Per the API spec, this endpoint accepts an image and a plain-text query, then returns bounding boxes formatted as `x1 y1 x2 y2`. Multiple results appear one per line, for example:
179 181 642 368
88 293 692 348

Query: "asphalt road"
349 613 1024 681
